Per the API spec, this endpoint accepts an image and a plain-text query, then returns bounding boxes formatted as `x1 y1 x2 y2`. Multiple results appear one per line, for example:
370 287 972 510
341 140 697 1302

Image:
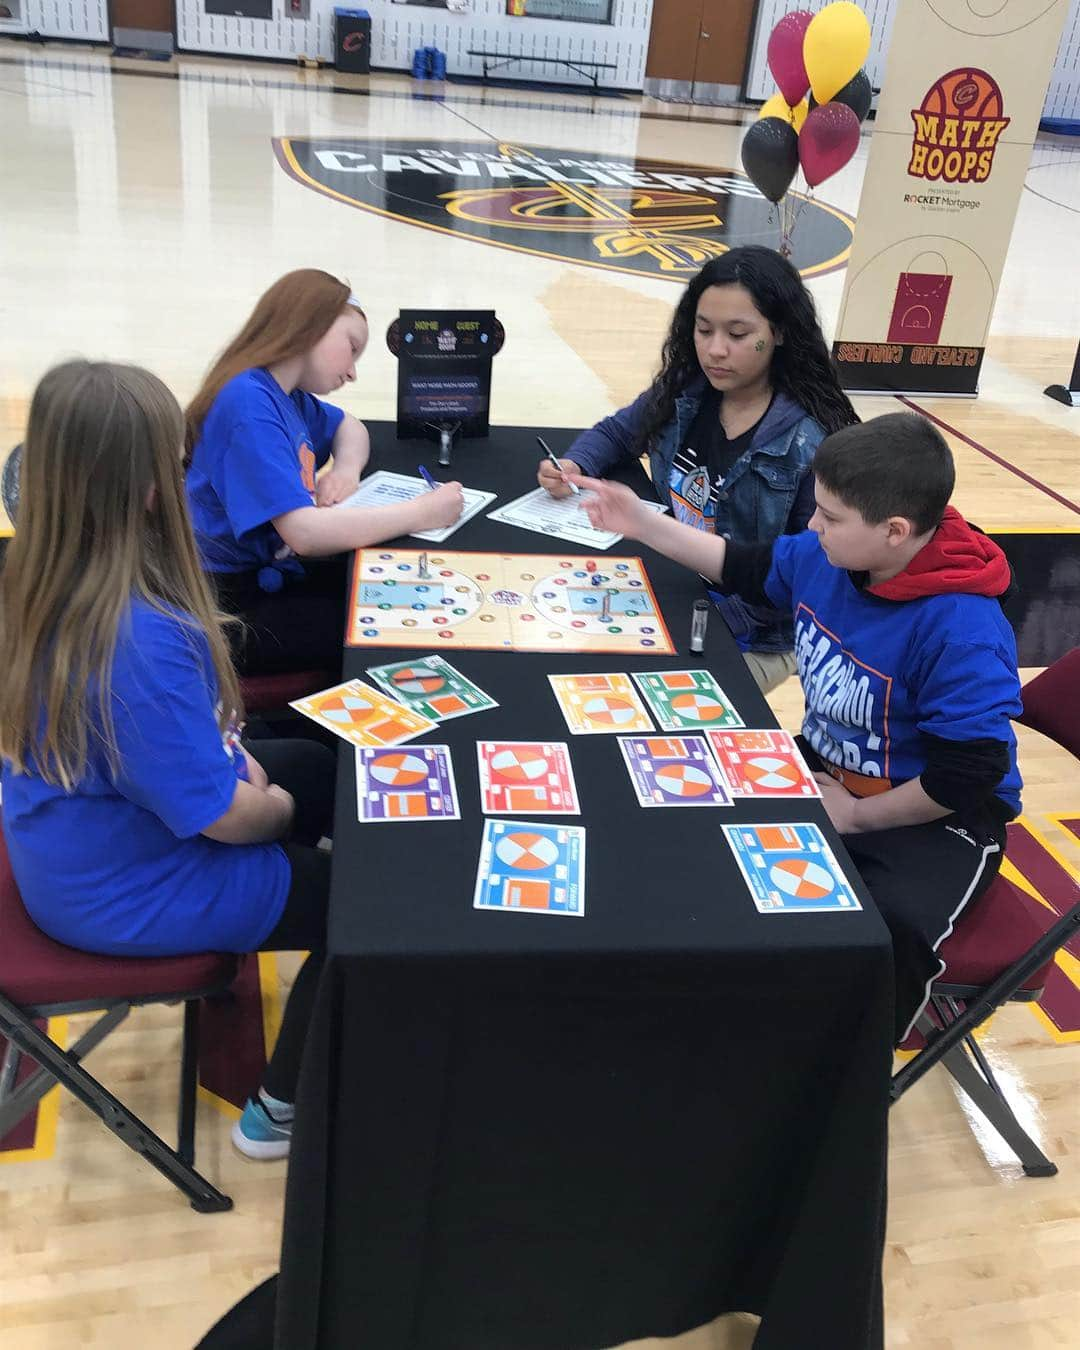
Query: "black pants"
242 738 336 1103
214 557 348 679
843 814 1006 1040
797 740 1007 1041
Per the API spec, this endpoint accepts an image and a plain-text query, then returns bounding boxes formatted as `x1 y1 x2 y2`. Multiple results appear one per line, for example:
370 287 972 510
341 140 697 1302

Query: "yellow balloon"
759 93 809 133
804 1 871 105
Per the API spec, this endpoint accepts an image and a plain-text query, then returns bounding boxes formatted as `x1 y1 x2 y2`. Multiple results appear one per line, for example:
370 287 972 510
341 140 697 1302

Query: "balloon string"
777 181 814 258
778 189 796 258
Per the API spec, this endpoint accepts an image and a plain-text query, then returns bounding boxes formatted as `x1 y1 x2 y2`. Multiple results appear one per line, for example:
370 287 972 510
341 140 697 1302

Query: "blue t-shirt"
186 368 345 573
1 601 290 956
765 532 1023 812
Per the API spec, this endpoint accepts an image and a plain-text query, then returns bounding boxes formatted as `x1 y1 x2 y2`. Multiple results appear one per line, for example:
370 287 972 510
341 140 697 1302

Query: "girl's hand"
316 464 361 507
241 747 269 791
568 475 652 540
537 457 581 499
814 772 862 835
266 783 296 836
414 481 465 530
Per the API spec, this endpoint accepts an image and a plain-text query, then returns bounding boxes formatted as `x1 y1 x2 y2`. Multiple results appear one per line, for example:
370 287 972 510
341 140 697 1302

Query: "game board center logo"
908 68 1010 184
272 137 854 281
489 589 526 606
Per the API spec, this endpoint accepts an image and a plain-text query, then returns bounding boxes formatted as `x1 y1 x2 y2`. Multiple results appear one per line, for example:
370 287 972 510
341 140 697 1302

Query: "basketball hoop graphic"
887 251 953 344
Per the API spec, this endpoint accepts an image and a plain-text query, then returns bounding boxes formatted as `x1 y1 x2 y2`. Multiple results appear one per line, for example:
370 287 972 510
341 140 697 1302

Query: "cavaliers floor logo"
273 137 854 281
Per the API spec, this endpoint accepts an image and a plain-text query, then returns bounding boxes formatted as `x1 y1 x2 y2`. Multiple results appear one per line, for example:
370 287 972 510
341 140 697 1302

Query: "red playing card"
706 729 821 799
477 741 581 815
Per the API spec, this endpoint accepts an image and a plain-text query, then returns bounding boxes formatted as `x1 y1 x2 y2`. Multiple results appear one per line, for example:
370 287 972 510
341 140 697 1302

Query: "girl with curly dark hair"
538 247 858 691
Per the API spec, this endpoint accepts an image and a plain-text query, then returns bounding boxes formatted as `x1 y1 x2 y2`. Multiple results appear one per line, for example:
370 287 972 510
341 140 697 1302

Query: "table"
466 50 619 90
274 423 894 1350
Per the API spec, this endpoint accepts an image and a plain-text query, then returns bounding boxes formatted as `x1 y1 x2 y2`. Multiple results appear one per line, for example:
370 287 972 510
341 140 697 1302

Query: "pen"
417 465 438 491
537 435 579 495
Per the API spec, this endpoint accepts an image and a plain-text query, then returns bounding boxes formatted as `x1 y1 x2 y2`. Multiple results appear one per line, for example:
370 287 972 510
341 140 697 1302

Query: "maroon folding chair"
0 821 237 1211
890 650 1080 1176
239 670 336 718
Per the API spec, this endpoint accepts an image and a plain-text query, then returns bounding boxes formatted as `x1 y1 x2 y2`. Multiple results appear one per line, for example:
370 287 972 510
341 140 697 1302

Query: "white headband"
347 293 365 314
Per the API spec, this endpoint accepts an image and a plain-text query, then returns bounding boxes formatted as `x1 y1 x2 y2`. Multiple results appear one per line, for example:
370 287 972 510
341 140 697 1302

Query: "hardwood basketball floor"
0 41 1077 1349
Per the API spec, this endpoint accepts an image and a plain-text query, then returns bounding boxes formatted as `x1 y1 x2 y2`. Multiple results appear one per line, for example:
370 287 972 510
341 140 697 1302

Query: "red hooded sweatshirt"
866 506 1012 602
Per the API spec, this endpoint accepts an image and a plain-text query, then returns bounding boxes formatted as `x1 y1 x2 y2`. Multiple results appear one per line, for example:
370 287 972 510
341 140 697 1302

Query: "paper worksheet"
487 486 667 551
337 470 496 543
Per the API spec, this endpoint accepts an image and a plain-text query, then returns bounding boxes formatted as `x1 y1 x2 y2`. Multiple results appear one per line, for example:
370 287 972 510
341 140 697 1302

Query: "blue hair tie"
257 565 286 594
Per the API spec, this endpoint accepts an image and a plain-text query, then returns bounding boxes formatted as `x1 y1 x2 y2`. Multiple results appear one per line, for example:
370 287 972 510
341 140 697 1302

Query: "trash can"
334 7 371 74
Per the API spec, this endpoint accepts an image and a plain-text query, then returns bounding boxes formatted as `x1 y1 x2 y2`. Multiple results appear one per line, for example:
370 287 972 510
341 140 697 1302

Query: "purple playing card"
355 745 460 822
618 734 732 808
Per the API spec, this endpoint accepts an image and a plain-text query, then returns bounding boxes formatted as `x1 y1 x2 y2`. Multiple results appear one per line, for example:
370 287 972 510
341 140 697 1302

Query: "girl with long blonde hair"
186 268 463 676
1 361 336 1158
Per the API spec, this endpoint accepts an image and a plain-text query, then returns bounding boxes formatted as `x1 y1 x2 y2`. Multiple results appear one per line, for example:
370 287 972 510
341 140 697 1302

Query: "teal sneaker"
231 1097 293 1160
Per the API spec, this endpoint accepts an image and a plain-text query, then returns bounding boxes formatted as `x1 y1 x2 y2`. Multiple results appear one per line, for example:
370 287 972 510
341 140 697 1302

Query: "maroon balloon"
767 11 814 107
799 101 860 188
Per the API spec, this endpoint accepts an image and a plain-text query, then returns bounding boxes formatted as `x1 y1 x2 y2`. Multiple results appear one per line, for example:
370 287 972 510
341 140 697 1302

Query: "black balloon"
740 117 800 204
809 69 873 123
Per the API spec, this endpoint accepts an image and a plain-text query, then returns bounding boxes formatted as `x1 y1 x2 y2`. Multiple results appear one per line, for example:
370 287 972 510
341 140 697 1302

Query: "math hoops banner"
833 0 1069 395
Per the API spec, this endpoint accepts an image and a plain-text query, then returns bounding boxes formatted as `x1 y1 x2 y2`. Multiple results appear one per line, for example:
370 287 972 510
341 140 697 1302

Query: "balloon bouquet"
741 3 873 258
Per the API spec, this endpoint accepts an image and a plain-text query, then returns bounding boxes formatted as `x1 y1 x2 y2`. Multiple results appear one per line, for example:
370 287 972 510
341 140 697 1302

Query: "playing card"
723 822 861 914
290 679 435 748
366 655 497 722
632 670 743 732
548 672 653 735
473 819 586 916
355 745 460 822
618 734 732 807
706 729 821 798
477 741 580 815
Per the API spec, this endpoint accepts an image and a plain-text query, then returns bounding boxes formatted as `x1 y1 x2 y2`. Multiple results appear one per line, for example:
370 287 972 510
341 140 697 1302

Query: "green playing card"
366 655 498 722
631 670 744 732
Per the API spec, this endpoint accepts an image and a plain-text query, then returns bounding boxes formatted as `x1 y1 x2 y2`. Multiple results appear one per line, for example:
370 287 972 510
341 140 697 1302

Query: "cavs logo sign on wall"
272 137 854 281
908 69 1010 184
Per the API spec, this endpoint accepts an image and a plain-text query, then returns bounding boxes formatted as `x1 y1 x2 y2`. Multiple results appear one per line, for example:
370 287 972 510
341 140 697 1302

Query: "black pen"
537 436 579 495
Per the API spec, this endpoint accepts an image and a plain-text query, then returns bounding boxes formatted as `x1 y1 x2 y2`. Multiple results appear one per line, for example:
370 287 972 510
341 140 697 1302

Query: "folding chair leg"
0 1003 129 1139
941 1037 1057 1178
0 996 232 1211
178 998 199 1166
0 1036 20 1102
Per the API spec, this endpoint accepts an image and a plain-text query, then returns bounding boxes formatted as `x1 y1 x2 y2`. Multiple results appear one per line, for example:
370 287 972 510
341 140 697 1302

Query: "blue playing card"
723 822 861 914
473 819 586 917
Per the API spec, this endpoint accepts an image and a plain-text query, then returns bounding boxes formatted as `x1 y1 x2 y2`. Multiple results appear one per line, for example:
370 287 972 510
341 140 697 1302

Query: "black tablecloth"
275 424 894 1350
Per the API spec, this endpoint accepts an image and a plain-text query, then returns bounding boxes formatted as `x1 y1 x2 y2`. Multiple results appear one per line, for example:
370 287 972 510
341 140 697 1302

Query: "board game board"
347 549 675 654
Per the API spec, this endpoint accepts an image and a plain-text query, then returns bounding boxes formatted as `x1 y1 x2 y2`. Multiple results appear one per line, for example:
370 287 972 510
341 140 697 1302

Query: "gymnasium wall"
4 0 1074 114
174 0 654 90
0 0 108 42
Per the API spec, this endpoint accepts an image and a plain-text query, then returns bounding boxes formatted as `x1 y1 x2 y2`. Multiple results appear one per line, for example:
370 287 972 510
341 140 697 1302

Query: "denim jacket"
568 378 825 653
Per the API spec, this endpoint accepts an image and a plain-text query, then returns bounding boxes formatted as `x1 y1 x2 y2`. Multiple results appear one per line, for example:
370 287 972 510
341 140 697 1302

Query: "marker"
417 465 438 491
226 724 249 781
537 435 579 495
690 599 709 654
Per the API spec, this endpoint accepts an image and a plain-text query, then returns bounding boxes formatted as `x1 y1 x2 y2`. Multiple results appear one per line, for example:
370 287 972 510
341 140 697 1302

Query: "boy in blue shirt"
570 412 1022 1040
